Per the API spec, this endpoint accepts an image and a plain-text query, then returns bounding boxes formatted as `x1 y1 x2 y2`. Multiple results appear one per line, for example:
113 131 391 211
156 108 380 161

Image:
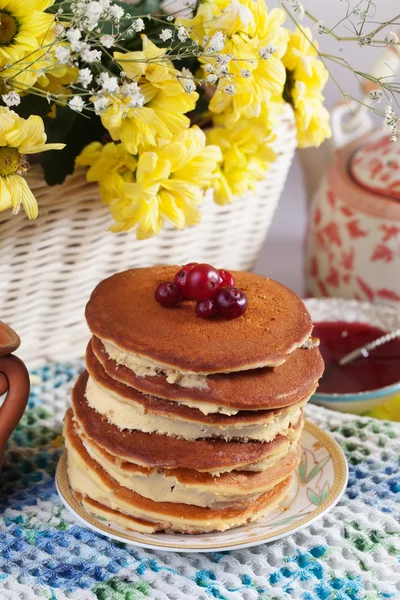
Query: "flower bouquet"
0 0 331 239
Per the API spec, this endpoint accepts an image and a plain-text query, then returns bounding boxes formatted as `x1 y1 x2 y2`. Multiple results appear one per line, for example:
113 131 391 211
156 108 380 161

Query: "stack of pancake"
64 266 324 534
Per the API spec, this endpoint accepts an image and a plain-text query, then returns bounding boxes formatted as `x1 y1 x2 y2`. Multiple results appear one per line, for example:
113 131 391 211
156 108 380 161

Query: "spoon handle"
339 328 400 366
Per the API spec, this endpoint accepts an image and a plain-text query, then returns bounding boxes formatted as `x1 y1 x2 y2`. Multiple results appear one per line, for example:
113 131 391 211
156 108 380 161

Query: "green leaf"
40 106 105 185
321 481 330 502
307 488 321 506
304 455 330 483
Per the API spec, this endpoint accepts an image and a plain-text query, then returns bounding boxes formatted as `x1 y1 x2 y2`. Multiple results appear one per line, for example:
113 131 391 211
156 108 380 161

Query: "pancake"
76 493 159 534
65 409 301 508
85 266 313 374
86 344 308 441
72 371 303 473
66 419 293 533
92 336 323 414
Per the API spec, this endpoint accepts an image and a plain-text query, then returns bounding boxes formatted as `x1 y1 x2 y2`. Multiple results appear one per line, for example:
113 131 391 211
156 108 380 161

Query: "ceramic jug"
0 321 30 470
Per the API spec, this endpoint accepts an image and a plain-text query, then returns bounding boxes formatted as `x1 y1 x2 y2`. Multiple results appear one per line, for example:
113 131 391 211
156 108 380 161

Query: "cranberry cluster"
155 263 248 320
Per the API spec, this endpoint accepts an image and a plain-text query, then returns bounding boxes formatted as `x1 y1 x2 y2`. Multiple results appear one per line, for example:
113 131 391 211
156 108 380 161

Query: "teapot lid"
349 134 400 201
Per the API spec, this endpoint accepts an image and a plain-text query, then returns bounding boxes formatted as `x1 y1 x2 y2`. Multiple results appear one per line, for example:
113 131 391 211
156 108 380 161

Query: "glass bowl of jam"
304 298 400 414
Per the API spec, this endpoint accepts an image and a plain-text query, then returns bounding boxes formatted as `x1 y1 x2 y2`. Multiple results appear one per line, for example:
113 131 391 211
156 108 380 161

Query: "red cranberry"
214 286 248 319
155 281 182 307
195 299 216 318
186 264 220 300
218 269 235 288
174 262 198 298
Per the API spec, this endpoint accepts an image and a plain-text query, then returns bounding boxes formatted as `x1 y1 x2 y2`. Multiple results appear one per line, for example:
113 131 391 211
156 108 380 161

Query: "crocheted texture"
0 361 399 600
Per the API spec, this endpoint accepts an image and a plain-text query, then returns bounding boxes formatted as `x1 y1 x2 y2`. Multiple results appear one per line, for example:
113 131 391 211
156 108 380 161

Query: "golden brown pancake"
85 266 313 372
92 336 323 412
64 409 300 507
72 371 302 472
86 342 308 432
66 418 294 533
76 493 159 534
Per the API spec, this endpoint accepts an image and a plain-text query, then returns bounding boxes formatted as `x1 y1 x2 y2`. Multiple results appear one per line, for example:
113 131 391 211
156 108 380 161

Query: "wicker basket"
0 110 296 365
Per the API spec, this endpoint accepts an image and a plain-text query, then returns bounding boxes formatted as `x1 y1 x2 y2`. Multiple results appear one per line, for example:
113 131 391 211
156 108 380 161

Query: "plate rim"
56 420 348 552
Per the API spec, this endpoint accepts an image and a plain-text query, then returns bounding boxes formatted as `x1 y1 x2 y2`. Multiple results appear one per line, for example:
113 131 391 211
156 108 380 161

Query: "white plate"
56 421 348 553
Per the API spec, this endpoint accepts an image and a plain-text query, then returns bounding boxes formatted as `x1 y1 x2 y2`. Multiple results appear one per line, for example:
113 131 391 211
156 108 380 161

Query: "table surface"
0 359 399 599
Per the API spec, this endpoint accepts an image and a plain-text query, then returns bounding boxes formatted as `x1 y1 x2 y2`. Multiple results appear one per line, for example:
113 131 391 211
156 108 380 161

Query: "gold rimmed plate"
56 421 348 553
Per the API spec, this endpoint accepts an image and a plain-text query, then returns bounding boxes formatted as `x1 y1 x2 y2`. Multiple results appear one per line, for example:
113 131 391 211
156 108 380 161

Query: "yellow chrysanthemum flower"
99 36 198 154
0 106 64 218
109 126 222 239
76 141 137 204
283 28 331 148
0 0 56 74
184 0 288 123
207 117 277 205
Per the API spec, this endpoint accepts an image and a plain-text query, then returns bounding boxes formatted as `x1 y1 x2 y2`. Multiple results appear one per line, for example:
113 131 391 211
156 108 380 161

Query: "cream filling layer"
86 376 302 442
82 436 266 508
102 340 209 390
66 439 292 533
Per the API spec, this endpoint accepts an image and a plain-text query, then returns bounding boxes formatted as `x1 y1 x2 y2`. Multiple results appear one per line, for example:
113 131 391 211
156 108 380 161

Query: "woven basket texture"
0 113 296 365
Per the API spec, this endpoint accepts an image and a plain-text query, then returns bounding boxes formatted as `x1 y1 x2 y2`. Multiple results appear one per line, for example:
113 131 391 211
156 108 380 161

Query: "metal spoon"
338 328 400 366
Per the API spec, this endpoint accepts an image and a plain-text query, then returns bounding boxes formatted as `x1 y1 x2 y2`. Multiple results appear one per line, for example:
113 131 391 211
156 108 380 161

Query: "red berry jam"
313 321 400 394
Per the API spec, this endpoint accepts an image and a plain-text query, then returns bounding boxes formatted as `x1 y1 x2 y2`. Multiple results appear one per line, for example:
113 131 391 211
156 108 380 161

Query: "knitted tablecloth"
0 360 399 600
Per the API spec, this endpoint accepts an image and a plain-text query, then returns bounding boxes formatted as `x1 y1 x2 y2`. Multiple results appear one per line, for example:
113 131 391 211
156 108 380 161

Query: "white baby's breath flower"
121 82 140 97
181 67 194 79
368 89 384 103
69 96 85 112
206 73 218 84
78 67 93 88
2 91 20 106
383 104 399 136
177 26 189 42
224 84 235 95
240 68 251 78
385 31 398 44
208 31 225 53
390 135 398 142
316 20 328 34
167 15 174 22
93 96 109 114
81 48 102 63
288 0 304 20
97 72 119 93
66 28 84 52
127 93 144 108
182 79 196 94
159 29 173 42
259 44 276 59
84 1 104 30
55 45 71 64
203 63 214 73
132 18 145 32
109 4 124 21
54 23 64 37
216 53 230 65
100 34 115 48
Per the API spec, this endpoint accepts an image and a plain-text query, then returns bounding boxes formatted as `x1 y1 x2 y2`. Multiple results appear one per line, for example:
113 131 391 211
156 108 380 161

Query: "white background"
255 0 399 293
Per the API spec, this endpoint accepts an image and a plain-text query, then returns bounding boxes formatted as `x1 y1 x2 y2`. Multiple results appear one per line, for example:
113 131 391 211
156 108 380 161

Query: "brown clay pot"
0 321 30 470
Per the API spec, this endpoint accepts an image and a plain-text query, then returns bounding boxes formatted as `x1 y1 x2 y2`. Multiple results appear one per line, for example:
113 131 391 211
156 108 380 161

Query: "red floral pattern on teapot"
305 131 400 306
